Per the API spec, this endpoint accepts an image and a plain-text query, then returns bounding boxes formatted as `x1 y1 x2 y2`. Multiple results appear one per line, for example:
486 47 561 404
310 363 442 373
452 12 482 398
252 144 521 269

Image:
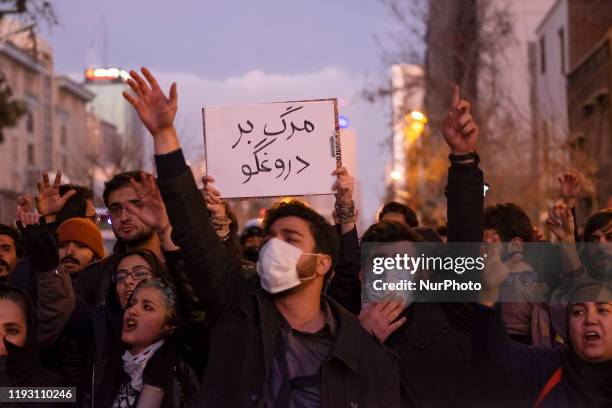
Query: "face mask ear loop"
298 253 323 283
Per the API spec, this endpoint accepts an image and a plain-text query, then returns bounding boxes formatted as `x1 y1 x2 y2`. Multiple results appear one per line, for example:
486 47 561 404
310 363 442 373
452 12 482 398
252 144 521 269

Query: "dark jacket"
327 158 484 407
0 283 67 408
326 225 362 315
156 149 401 407
93 336 201 408
76 254 119 307
473 304 563 408
396 159 484 407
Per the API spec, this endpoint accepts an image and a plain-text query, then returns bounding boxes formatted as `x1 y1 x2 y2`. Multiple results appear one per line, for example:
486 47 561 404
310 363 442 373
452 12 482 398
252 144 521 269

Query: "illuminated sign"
85 67 129 82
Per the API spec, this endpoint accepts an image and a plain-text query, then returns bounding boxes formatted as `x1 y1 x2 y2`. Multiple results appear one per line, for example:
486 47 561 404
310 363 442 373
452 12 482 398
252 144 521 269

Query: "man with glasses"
75 171 177 307
484 203 552 346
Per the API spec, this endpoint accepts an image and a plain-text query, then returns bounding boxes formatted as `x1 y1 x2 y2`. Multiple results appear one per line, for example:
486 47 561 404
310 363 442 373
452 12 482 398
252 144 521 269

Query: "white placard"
203 99 340 199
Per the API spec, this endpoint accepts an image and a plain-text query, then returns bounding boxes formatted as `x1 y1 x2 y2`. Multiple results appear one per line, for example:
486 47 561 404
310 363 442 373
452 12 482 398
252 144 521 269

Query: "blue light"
339 115 349 129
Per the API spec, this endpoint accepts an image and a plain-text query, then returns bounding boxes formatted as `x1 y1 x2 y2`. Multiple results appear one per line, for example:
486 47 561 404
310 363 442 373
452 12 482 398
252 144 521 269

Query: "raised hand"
17 210 40 228
358 298 407 343
546 200 575 242
16 194 34 217
123 173 170 234
479 243 512 305
331 165 354 204
123 67 177 137
558 173 581 207
36 171 76 217
202 175 226 218
443 85 478 155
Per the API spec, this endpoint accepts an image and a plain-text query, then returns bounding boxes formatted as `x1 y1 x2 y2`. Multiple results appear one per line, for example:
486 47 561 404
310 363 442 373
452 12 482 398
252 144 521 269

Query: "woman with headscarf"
0 284 66 407
17 212 207 407
475 251 612 408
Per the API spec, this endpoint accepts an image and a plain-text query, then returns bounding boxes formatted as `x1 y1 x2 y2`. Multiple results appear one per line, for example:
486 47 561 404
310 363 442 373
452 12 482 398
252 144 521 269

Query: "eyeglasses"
85 213 101 225
503 270 537 287
107 200 143 219
113 267 152 284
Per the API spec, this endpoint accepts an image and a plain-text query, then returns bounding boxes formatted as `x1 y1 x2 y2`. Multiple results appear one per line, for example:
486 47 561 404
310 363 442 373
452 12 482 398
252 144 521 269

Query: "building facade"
0 21 95 223
567 29 612 211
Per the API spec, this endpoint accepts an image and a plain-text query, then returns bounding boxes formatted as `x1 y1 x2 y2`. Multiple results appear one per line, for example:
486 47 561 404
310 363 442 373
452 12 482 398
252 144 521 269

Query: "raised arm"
326 166 362 314
474 248 558 406
15 209 75 350
123 68 246 326
443 86 483 243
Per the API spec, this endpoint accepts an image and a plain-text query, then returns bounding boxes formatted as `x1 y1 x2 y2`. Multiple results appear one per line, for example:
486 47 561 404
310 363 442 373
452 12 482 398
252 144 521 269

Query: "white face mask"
256 238 319 294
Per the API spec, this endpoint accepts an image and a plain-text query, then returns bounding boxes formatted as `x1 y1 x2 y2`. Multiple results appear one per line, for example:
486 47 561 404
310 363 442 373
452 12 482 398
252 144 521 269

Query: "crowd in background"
0 68 610 407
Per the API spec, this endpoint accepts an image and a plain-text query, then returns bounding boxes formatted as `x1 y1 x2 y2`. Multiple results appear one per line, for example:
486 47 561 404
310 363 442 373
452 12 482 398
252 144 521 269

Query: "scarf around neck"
113 339 164 408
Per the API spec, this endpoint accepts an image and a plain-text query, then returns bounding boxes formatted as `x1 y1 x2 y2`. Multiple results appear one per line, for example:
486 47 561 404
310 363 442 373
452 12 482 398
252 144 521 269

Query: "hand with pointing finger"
443 85 478 155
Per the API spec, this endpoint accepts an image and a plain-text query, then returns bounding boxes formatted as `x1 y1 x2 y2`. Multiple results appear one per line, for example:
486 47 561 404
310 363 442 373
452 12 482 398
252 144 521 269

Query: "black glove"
17 219 59 273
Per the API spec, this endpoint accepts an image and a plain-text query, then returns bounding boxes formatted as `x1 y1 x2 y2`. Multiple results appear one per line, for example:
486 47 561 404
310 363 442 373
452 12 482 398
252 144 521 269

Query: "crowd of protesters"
0 67 609 408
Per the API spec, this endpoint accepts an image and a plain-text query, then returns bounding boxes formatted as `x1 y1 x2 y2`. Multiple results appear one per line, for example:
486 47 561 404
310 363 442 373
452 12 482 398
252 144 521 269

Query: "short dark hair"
484 203 534 242
103 171 146 207
378 201 419 228
583 209 612 242
56 184 94 226
362 220 425 243
0 224 21 257
263 200 339 271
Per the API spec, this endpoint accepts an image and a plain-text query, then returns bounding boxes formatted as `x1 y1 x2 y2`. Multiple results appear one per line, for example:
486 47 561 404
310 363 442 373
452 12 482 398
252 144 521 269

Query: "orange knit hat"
57 218 105 260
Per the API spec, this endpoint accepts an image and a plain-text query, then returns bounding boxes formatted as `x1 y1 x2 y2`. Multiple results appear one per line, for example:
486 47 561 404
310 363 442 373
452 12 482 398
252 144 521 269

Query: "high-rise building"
83 67 146 171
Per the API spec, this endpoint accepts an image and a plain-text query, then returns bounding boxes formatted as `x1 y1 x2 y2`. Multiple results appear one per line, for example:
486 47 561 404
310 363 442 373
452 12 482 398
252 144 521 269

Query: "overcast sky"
42 0 408 224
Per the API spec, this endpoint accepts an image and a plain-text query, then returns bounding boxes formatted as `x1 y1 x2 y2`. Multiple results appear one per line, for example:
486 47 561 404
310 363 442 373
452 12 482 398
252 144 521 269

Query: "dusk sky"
42 0 412 223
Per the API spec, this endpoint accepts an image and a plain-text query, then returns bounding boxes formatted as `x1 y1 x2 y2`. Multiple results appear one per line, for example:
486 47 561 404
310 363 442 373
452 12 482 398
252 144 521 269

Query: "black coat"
93 336 200 408
326 158 485 407
156 149 402 407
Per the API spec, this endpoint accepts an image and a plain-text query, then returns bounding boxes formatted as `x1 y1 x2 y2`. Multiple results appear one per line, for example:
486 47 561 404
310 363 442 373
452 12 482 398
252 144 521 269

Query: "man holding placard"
123 67 401 407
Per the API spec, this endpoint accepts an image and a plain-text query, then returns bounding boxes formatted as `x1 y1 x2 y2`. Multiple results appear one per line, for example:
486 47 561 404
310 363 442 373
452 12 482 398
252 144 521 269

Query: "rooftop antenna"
102 13 108 67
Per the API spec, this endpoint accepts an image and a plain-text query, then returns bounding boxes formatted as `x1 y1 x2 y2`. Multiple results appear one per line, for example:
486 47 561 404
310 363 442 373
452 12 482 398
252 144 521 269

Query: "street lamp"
403 110 428 145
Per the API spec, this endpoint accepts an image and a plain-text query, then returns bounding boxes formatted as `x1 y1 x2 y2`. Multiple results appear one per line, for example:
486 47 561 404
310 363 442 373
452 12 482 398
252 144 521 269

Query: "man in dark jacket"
123 67 401 407
75 170 175 306
347 85 485 407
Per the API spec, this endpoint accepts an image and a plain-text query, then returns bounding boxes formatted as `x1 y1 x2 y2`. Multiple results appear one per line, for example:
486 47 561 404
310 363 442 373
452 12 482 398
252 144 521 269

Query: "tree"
367 0 567 225
0 0 57 143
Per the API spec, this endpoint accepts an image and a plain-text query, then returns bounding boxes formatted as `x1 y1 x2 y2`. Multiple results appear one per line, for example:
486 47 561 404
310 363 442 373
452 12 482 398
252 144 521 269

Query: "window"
60 125 67 146
26 111 34 133
27 144 34 165
558 28 565 74
540 36 546 74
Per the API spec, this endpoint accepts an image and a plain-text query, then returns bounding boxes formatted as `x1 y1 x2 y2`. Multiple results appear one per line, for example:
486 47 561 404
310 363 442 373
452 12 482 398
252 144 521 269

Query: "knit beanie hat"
57 218 105 260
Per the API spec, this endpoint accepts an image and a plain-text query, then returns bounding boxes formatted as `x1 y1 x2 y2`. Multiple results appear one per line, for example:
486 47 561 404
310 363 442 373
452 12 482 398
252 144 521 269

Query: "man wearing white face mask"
122 67 402 407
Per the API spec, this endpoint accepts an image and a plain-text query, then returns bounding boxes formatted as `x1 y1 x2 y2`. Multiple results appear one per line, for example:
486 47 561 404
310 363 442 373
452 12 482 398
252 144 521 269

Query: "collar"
324 296 362 373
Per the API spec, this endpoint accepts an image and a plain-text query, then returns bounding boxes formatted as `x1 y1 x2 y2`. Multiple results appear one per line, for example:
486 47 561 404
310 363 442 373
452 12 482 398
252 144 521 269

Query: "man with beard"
483 203 552 347
122 67 401 407
75 171 176 306
57 218 105 282
0 224 19 283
